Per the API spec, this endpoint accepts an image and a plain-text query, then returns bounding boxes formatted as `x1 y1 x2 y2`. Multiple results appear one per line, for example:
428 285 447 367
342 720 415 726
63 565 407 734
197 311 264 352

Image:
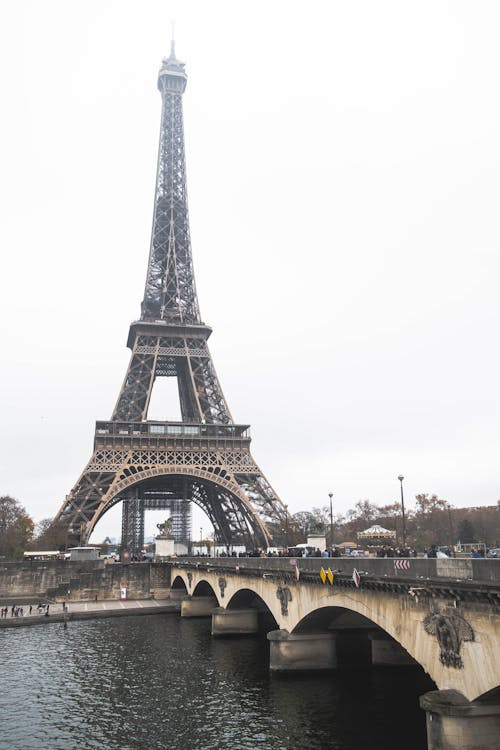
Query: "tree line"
0 495 66 559
270 494 500 551
1 493 499 559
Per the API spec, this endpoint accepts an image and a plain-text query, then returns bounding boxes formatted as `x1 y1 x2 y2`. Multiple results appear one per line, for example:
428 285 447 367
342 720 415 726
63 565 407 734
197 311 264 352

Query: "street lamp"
200 526 203 554
284 505 288 549
447 503 455 557
328 492 333 547
398 475 407 548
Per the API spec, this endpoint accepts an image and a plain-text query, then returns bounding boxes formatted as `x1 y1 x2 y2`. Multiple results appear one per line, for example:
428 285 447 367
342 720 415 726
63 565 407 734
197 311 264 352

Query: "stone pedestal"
180 595 217 618
267 629 337 671
211 607 259 636
420 690 500 750
155 537 175 557
369 633 414 666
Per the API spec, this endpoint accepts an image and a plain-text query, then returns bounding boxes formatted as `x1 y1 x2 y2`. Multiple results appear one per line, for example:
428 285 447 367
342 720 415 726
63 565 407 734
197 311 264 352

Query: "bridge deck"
171 557 500 602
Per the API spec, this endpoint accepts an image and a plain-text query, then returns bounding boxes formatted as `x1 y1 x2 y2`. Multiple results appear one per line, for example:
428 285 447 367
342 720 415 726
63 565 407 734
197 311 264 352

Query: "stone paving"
0 598 180 627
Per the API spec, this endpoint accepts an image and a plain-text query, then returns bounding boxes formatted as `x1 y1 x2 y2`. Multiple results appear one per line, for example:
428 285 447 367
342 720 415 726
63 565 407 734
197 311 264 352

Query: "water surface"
0 614 433 750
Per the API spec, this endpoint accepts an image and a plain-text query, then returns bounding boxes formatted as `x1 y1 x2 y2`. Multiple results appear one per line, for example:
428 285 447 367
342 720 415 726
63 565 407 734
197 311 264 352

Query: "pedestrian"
45 604 50 616
29 605 32 615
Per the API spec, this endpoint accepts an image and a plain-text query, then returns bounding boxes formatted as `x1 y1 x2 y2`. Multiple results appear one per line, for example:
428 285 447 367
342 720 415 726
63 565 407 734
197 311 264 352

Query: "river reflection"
0 614 433 750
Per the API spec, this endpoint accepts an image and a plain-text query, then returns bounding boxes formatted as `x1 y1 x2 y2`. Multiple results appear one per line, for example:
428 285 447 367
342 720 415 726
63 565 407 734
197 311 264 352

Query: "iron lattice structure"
53 44 286 553
121 491 192 556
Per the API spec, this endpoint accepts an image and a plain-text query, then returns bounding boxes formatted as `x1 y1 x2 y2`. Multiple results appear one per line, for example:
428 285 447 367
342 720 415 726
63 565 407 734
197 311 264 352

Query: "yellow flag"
327 568 334 585
319 567 327 584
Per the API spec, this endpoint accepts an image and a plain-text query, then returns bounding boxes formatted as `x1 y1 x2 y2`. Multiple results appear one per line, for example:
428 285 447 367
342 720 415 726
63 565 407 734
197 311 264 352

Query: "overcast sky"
1 1 499 542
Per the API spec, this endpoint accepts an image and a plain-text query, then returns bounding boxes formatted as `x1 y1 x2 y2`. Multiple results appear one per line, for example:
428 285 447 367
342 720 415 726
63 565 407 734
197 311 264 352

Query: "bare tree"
0 495 34 559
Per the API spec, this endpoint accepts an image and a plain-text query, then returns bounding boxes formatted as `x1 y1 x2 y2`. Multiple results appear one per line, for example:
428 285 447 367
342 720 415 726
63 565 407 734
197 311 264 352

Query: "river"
0 613 434 750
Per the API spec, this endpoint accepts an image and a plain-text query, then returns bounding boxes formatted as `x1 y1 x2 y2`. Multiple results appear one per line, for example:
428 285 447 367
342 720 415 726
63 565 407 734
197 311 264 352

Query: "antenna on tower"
170 20 176 58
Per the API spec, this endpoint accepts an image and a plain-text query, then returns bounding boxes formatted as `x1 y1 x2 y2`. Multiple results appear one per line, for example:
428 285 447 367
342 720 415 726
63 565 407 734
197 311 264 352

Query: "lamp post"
398 475 407 548
447 503 455 557
284 505 288 550
328 492 333 547
200 526 203 554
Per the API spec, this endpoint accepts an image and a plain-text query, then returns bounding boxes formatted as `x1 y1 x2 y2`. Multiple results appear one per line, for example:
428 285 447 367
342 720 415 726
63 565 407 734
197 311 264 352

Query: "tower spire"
170 21 176 59
142 43 195 324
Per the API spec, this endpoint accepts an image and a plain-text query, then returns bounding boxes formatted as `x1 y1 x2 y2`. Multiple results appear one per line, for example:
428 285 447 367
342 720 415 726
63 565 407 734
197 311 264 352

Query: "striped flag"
352 568 360 588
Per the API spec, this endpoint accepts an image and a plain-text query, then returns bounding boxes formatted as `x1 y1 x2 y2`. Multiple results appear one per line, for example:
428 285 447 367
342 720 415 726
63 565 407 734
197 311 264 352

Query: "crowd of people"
0 603 51 618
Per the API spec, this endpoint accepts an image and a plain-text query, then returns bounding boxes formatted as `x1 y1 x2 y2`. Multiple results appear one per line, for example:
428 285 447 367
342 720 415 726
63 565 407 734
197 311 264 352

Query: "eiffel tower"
53 43 285 554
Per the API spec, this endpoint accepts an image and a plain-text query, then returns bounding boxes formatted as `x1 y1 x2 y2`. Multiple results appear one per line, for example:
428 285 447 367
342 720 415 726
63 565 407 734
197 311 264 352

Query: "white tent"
358 524 396 537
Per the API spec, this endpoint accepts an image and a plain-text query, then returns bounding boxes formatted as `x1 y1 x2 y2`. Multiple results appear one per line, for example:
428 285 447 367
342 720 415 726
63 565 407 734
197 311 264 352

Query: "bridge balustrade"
175 556 500 586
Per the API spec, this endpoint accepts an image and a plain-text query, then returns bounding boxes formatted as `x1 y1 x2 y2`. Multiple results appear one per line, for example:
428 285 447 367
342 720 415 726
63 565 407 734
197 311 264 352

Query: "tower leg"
121 494 144 558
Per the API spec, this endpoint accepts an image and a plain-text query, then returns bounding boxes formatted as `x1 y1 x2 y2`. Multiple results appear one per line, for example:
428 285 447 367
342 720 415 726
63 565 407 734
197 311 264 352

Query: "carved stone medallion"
422 608 474 669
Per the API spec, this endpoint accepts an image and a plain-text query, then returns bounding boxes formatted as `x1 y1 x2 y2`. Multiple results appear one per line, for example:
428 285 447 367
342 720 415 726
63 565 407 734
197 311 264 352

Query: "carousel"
357 524 396 549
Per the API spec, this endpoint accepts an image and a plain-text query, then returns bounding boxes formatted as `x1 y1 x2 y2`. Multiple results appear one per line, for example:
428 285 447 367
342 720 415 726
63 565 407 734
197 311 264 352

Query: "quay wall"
1 556 497 602
0 560 171 601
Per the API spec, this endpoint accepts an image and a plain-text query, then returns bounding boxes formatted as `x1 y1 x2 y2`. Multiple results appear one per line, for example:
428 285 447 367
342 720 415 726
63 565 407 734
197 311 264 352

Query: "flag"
319 567 326 584
352 568 360 588
327 568 334 585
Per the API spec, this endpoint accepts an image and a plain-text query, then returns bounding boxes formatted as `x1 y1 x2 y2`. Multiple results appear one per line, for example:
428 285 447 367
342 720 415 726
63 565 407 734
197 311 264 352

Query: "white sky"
0 1 499 542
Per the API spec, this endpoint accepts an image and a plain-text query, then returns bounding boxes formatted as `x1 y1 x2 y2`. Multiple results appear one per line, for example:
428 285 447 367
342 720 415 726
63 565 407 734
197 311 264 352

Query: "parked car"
487 548 500 558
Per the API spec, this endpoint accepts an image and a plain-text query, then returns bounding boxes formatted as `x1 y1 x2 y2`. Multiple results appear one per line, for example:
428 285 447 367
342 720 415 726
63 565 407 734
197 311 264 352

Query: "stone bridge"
169 557 500 750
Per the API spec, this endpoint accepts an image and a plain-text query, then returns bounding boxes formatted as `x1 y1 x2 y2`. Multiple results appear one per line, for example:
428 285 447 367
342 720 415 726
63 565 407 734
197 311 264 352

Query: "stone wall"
0 561 170 601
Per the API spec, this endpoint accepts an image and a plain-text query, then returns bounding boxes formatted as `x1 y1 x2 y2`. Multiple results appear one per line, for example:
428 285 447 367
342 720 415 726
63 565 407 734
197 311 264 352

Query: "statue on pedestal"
156 518 173 539
155 517 175 557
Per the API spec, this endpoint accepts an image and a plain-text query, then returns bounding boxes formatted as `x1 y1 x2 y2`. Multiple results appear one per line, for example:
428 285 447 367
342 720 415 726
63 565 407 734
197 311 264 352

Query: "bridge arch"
226 588 280 630
192 580 218 598
171 575 188 593
292 605 378 634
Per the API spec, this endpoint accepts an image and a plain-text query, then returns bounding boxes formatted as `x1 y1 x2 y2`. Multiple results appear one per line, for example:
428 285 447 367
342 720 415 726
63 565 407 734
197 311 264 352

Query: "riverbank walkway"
0 598 180 628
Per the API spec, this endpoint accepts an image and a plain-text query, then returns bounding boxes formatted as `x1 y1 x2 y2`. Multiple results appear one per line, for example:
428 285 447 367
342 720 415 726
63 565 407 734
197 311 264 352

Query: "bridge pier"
369 632 415 666
420 690 500 750
211 607 259 636
180 595 217 617
267 629 337 671
169 589 187 601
